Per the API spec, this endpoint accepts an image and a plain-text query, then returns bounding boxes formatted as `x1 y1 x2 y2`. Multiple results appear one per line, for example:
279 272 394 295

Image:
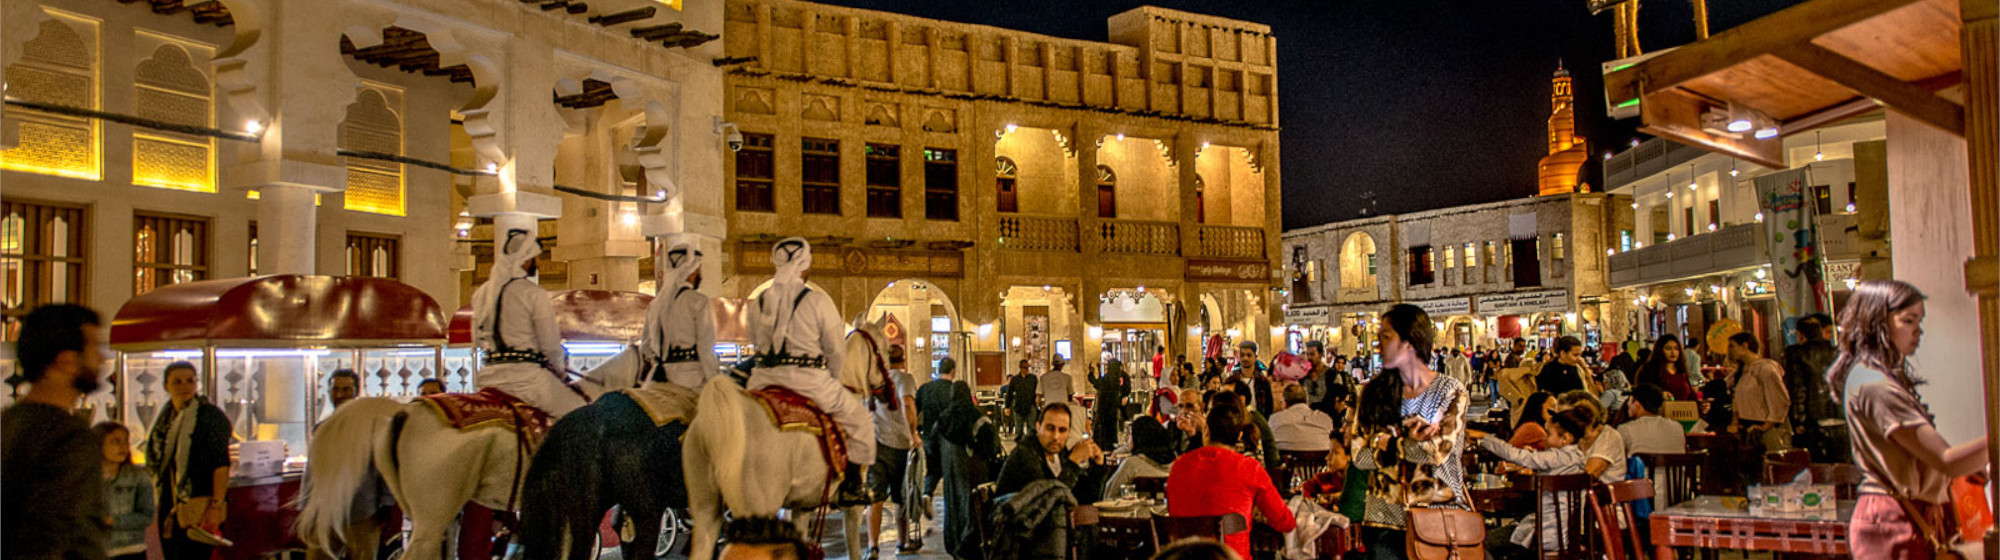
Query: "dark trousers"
160 530 213 560
922 434 942 495
1359 527 1404 560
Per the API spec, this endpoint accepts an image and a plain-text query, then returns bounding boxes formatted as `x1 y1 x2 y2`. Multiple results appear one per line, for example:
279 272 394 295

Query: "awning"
1602 0 1963 168
448 290 654 344
110 275 447 349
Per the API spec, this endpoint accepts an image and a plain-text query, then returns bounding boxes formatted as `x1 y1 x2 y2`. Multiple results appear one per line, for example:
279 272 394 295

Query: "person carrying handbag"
1830 281 1990 560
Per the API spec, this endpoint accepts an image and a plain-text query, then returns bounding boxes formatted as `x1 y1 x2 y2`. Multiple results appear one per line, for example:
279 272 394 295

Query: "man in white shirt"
1268 384 1334 452
471 228 585 418
1617 383 1688 455
638 239 718 390
1038 356 1073 409
747 238 875 505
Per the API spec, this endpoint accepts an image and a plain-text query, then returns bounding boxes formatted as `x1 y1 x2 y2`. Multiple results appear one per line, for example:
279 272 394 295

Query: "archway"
866 279 962 381
1338 232 1379 298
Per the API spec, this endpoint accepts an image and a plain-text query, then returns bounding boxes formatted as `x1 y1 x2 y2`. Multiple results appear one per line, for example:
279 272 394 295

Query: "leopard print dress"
1354 374 1471 529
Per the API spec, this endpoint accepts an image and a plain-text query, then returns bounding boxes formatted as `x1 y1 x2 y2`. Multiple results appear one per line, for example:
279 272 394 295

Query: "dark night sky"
809 0 1801 229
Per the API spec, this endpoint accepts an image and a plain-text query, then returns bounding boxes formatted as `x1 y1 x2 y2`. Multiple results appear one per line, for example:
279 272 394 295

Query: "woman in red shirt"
1167 399 1297 559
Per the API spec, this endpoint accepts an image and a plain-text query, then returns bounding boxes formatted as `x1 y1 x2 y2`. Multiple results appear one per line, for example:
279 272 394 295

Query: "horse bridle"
848 328 897 411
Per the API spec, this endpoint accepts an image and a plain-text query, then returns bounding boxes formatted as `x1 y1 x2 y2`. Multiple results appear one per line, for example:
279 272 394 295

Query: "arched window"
341 87 407 216
1194 174 1206 223
133 42 216 192
995 156 1019 213
1339 232 1379 298
1096 164 1117 218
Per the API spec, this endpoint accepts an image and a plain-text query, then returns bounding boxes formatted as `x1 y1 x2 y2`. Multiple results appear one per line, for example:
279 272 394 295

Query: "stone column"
255 184 336 274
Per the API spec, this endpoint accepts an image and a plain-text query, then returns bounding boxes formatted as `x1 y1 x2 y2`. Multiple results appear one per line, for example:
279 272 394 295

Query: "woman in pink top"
1167 399 1296 559
1831 281 1990 560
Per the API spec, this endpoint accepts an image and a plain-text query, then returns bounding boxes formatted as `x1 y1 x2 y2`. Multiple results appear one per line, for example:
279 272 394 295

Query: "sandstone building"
715 1 1284 386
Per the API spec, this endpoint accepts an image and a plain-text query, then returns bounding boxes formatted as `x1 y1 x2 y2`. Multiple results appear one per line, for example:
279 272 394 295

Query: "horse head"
842 313 894 406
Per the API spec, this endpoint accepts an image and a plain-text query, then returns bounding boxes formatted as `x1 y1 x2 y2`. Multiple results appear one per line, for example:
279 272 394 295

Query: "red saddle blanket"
746 387 848 479
417 388 554 450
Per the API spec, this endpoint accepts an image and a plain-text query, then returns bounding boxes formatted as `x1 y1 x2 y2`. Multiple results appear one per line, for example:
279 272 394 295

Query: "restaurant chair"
1530 473 1598 560
1591 479 1656 560
1635 452 1707 509
1130 476 1168 497
1760 463 1862 500
1278 450 1332 496
1764 449 1811 467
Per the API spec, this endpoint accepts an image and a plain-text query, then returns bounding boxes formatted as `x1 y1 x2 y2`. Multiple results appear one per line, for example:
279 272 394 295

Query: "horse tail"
523 401 606 560
694 376 752 510
375 406 412 516
295 397 403 553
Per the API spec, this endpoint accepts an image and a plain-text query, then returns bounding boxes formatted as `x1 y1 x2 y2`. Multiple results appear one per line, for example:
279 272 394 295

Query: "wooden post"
1959 0 2000 553
1691 0 1710 39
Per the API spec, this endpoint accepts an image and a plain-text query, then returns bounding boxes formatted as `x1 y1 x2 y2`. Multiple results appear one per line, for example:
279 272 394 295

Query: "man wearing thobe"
471 228 585 418
747 238 875 505
639 239 719 390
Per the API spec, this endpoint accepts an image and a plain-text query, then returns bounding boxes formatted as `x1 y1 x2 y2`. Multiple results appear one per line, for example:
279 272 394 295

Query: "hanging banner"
1754 167 1828 321
1477 289 1570 315
1411 297 1472 317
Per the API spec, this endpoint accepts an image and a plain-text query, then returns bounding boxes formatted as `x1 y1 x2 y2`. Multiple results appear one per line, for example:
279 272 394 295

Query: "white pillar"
254 184 324 275
1886 112 1983 443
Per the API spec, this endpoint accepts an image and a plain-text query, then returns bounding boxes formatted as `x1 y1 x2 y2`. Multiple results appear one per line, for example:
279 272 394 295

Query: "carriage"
107 274 450 560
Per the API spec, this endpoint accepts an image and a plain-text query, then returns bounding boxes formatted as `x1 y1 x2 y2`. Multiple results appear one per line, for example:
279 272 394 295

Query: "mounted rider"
639 238 719 390
470 227 587 418
748 237 875 505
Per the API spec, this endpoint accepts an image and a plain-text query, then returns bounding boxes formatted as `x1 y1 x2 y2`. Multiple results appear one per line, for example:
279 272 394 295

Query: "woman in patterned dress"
1349 303 1471 560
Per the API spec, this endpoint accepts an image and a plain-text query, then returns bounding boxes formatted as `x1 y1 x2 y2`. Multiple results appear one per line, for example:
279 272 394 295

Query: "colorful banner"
1754 167 1829 322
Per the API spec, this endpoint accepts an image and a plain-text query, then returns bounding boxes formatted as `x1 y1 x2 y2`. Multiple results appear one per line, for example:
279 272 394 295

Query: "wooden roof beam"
1606 0 1927 103
1638 88 1786 169
1773 44 1965 136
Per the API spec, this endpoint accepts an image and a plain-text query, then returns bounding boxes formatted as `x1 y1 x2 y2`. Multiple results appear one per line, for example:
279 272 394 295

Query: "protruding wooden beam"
1638 88 1786 169
588 6 655 26
1605 0 1927 103
1774 43 1965 136
631 23 685 40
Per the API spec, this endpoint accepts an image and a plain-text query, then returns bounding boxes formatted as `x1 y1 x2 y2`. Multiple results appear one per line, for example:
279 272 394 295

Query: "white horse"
684 315 894 560
296 354 637 560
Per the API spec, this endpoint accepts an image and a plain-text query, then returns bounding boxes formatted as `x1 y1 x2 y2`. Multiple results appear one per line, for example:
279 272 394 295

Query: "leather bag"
1405 507 1486 560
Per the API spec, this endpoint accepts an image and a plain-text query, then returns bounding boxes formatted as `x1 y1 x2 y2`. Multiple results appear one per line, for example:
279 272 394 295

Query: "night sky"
811 0 1802 228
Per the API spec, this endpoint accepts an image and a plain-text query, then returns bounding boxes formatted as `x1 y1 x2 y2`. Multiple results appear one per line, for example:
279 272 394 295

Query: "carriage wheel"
655 509 690 558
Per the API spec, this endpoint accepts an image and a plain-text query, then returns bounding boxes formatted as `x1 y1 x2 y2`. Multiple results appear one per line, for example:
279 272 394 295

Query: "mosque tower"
1537 62 1591 196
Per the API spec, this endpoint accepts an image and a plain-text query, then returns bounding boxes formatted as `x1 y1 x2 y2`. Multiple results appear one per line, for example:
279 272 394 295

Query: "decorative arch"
867 279 963 377
1338 231 1379 297
132 41 216 192
340 86 406 215
1096 163 1117 218
1194 174 1206 223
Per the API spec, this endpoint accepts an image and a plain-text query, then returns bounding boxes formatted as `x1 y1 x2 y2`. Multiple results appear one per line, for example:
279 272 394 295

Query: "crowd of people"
3 278 1992 560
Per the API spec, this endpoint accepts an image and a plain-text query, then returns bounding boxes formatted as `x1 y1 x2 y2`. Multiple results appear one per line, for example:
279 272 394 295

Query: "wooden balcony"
997 214 1080 252
1193 225 1266 259
1098 220 1180 256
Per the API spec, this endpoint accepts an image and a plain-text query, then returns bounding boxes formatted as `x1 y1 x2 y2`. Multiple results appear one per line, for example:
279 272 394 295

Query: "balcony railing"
1608 223 1766 288
1194 225 1266 259
1099 220 1180 256
997 214 1080 252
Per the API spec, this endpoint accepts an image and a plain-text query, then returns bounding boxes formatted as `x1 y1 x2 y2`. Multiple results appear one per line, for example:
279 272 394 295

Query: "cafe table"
1649 495 1852 560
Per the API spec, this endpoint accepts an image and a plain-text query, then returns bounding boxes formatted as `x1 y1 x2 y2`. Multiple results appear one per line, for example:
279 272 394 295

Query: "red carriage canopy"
109 275 447 349
447 289 654 344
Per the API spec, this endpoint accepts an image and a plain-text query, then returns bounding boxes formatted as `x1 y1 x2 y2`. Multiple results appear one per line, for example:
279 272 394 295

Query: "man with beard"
639 239 719 390
3 303 111 559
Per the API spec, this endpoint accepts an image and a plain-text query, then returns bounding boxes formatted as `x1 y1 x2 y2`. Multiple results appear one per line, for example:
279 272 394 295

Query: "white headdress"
761 237 813 350
471 228 542 347
661 239 703 295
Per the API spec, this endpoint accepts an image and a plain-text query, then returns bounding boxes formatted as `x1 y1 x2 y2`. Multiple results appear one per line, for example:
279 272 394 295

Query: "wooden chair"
1592 479 1656 560
1152 513 1248 546
1530 473 1598 560
1761 462 1863 499
1635 452 1707 509
1277 450 1331 496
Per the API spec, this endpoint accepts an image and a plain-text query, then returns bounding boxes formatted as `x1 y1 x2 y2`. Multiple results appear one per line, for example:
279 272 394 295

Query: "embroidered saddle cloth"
619 384 698 428
417 388 554 449
746 386 848 479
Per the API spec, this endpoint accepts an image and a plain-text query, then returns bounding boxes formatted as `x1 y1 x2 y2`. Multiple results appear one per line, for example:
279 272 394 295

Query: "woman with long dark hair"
1507 391 1556 451
1635 335 1699 401
1351 304 1471 560
1834 281 1989 559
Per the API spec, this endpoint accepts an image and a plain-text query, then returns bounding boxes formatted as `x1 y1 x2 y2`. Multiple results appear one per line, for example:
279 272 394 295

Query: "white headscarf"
472 227 542 349
661 239 703 296
759 237 813 351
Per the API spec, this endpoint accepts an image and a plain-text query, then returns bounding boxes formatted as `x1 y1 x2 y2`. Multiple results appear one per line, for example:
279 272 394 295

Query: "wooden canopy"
1602 0 1964 168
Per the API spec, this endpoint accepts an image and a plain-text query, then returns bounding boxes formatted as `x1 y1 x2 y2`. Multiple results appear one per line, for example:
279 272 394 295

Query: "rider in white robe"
470 228 587 418
638 239 718 390
747 237 876 504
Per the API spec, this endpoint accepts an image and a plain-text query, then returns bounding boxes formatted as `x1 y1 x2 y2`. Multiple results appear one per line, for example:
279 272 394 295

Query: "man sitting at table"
1167 400 1297 560
996 402 1111 504
1269 384 1334 453
1617 383 1687 455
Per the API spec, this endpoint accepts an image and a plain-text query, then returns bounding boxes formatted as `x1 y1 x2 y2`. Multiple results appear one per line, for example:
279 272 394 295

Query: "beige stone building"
1282 194 1629 361
1 0 727 425
714 0 1283 387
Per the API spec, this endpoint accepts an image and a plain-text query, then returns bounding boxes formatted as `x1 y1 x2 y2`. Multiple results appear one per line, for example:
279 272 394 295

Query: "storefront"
1099 289 1168 368
1475 288 1572 349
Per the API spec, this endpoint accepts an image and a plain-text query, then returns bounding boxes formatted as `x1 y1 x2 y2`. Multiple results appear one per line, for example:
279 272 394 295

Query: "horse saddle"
746 387 848 480
618 384 697 428
417 388 554 450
